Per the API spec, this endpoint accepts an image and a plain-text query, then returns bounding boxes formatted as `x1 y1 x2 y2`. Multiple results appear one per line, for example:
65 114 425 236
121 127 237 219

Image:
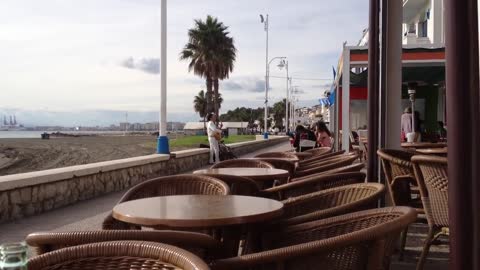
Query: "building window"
418 20 428 37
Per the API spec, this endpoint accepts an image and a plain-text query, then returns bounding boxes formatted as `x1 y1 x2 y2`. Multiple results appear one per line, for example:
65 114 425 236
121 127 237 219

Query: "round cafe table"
416 148 448 156
193 168 289 183
401 142 447 149
112 195 284 256
112 195 284 228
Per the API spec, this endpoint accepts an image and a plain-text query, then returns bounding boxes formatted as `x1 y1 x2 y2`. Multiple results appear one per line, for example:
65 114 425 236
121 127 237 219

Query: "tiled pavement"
0 142 449 269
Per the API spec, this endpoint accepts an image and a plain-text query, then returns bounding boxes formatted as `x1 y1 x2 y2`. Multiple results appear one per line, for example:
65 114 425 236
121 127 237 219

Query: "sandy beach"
0 136 161 176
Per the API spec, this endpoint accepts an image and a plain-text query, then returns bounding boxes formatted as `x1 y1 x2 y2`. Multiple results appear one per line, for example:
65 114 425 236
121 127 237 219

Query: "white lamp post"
277 59 289 133
260 14 269 139
157 0 169 153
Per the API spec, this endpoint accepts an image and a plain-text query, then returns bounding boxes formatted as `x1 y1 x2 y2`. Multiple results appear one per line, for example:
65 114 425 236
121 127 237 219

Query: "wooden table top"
112 195 284 228
401 142 447 149
416 148 448 155
193 168 290 181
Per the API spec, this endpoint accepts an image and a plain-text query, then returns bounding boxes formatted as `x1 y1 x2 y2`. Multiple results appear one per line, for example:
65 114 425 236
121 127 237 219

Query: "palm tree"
180 15 236 118
193 90 208 134
193 90 223 134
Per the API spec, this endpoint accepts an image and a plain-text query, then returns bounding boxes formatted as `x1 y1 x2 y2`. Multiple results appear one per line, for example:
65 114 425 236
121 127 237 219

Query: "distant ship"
0 115 25 131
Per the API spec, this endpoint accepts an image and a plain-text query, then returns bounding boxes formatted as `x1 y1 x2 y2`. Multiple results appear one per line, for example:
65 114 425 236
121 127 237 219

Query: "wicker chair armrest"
26 230 224 257
391 175 416 188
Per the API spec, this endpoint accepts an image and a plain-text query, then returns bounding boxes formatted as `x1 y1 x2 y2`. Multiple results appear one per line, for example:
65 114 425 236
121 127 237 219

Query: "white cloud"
0 0 368 124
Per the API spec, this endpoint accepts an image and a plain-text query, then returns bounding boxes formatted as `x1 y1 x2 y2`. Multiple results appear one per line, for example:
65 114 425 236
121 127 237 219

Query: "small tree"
193 90 223 135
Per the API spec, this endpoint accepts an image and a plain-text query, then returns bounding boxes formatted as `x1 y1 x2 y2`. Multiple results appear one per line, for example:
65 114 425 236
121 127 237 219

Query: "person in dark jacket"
293 125 317 152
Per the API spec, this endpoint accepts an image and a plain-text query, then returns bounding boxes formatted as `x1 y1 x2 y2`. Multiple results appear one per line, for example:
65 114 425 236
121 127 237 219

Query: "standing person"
315 121 332 147
400 107 413 142
207 113 221 164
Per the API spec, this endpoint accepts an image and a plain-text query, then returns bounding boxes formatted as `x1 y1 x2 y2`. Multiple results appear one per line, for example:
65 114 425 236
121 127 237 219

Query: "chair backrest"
299 139 317 152
377 149 416 206
267 172 366 199
253 158 296 179
212 207 416 270
210 159 274 169
102 175 229 229
316 163 365 176
28 241 210 270
294 154 359 178
298 153 356 171
254 152 299 160
412 155 449 227
304 147 332 156
199 174 261 196
26 230 222 258
359 140 368 159
299 150 346 166
280 183 385 225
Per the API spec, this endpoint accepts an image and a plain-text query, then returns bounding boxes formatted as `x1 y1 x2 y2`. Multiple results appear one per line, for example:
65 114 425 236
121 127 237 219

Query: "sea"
0 131 129 139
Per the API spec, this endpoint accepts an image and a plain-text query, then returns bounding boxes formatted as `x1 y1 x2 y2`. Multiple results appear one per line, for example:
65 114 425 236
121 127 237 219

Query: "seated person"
293 125 317 152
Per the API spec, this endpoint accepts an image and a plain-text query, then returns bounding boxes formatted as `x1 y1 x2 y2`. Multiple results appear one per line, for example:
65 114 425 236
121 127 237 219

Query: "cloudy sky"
0 0 368 125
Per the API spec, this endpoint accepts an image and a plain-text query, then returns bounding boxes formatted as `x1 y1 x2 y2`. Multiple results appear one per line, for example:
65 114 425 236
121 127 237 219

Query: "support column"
157 0 169 154
445 0 480 269
384 0 402 149
367 0 380 182
341 47 350 152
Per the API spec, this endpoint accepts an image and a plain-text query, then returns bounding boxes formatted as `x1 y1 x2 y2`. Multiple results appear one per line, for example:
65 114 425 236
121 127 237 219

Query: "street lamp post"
157 0 169 154
260 14 269 139
278 59 289 133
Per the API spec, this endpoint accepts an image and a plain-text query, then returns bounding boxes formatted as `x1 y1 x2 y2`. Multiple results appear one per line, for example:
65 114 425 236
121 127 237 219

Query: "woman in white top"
207 113 221 164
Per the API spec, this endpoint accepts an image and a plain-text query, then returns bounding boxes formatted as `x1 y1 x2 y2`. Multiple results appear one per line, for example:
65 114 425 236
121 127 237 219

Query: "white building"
402 0 444 45
183 122 249 136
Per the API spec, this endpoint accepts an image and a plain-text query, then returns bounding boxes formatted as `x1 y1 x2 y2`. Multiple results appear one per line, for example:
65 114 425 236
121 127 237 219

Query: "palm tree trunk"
206 77 213 114
203 116 207 135
213 78 220 119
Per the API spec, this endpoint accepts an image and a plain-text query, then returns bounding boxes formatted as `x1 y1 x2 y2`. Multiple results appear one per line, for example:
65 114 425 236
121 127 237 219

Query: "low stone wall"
0 137 287 223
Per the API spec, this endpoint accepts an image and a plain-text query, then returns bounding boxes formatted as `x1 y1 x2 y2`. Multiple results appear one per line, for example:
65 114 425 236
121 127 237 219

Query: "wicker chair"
412 155 449 270
279 183 385 226
377 149 420 208
377 149 424 260
253 158 297 181
297 153 357 171
254 152 299 160
304 147 332 156
310 163 365 176
293 154 359 178
211 207 417 270
210 159 274 169
102 175 229 230
260 172 366 200
199 174 261 196
26 230 223 259
298 150 346 166
28 241 210 270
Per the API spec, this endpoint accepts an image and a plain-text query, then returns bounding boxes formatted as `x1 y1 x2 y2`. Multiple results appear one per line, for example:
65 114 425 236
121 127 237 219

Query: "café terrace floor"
0 142 449 269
